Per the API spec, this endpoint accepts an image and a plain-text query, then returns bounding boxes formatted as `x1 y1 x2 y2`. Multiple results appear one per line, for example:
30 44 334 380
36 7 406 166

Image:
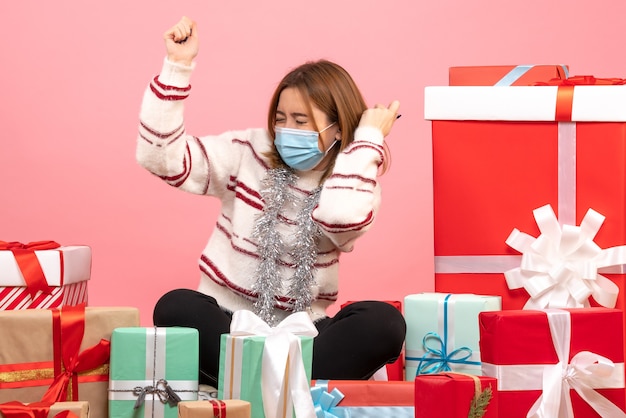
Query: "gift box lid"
0 245 91 286
449 64 569 86
424 85 626 121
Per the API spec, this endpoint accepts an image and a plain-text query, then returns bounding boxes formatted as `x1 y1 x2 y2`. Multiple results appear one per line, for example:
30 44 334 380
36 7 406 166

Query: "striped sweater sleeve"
135 58 212 196
312 126 385 252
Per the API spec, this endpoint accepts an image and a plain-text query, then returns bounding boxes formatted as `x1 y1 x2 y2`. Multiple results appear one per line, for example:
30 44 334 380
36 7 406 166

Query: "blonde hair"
266 60 390 182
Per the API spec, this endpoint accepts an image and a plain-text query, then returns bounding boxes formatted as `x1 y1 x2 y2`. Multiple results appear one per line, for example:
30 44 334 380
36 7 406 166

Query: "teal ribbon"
494 64 570 86
407 294 481 376
311 382 348 418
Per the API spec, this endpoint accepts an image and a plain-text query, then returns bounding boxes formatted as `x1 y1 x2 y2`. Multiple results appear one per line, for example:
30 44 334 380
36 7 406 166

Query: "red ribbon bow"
0 241 61 299
0 402 79 418
533 75 626 121
39 303 111 403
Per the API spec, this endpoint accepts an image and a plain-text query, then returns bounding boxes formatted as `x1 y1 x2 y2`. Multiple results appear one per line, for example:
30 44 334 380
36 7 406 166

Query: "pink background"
2 1 626 325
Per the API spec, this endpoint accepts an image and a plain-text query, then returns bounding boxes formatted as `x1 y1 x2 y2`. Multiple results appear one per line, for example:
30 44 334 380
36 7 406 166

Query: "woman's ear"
335 129 342 141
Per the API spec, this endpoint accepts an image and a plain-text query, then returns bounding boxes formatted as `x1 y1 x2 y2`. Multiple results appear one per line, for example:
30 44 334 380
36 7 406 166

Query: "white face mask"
274 123 337 170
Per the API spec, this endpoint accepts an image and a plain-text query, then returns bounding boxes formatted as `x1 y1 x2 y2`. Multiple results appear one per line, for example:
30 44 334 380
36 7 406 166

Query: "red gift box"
0 242 91 310
449 64 569 86
311 380 413 416
341 300 404 380
414 373 498 418
425 80 626 335
479 308 625 417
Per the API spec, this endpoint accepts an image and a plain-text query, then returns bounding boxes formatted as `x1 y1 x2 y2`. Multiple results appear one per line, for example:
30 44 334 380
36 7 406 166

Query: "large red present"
0 241 91 309
0 304 140 418
414 373 498 418
425 78 626 322
449 64 568 86
479 308 625 417
311 380 413 417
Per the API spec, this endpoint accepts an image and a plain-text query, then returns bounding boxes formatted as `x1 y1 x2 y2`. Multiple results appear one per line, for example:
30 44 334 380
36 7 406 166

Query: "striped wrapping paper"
0 245 91 309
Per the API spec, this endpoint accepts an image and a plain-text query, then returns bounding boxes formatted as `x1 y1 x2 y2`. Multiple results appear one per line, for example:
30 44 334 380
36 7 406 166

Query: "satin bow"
0 402 79 418
416 332 476 375
311 386 346 418
0 240 61 297
527 310 626 417
41 304 111 402
535 75 626 86
230 310 318 418
504 204 625 309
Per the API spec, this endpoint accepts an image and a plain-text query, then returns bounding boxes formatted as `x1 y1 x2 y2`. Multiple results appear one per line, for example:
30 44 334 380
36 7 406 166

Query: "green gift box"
218 311 316 418
108 327 199 418
404 292 501 379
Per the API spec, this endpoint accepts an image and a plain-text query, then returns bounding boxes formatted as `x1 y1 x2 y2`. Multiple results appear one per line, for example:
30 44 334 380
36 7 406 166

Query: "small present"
0 304 140 418
218 310 317 418
0 401 89 418
341 300 404 380
404 293 501 379
311 380 414 417
448 64 568 86
479 308 626 417
414 373 498 418
0 241 91 310
178 400 251 418
108 327 199 418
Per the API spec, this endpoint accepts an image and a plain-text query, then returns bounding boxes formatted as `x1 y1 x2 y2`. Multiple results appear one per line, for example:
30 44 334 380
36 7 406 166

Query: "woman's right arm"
136 17 215 195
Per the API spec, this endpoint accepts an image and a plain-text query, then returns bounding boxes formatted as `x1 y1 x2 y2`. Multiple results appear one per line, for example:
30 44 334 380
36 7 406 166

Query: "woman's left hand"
358 100 400 137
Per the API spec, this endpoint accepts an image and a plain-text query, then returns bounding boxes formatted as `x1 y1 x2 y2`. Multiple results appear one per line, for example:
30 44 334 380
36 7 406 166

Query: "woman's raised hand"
358 100 401 138
163 16 199 66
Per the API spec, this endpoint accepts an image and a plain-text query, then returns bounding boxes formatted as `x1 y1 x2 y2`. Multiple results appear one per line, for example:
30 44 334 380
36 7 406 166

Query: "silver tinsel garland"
251 168 322 325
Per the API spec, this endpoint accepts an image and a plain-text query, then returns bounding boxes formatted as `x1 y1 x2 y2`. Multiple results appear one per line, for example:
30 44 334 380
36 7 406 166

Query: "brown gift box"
0 307 140 418
178 400 251 418
0 401 89 418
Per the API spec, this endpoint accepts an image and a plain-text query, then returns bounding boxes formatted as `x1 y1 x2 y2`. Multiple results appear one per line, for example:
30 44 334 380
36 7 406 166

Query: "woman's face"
275 87 340 160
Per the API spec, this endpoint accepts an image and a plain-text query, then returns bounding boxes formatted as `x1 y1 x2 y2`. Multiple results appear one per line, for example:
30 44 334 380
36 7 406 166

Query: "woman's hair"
265 59 391 182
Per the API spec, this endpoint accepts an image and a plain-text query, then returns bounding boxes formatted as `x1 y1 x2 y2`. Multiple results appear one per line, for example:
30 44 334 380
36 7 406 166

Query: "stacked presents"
4 63 626 418
409 64 626 417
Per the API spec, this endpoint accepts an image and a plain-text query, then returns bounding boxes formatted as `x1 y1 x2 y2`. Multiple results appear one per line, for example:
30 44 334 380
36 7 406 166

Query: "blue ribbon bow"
311 383 349 418
410 294 481 376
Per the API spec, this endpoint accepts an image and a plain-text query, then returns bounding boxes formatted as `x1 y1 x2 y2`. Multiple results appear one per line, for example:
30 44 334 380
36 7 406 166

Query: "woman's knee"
153 288 217 326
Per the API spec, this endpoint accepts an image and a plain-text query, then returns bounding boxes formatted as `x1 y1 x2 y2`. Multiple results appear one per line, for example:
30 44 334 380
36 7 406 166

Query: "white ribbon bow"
230 310 319 418
504 204 625 309
526 309 626 418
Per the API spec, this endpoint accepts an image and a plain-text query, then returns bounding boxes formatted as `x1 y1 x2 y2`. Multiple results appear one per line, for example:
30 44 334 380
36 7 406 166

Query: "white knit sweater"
136 58 385 321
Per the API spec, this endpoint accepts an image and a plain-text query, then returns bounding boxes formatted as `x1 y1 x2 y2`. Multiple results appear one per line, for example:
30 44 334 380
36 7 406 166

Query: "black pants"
153 289 407 387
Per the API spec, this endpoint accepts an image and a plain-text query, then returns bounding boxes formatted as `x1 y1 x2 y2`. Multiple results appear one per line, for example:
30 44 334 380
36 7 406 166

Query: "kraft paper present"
479 308 625 417
218 311 315 418
448 64 568 86
178 400 251 418
311 380 414 417
0 306 140 418
0 243 91 310
0 401 89 418
414 373 498 418
404 293 501 379
425 81 626 338
108 327 199 418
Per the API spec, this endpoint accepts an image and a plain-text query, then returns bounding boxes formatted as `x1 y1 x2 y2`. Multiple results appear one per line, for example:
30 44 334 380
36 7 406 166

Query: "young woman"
139 16 406 388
